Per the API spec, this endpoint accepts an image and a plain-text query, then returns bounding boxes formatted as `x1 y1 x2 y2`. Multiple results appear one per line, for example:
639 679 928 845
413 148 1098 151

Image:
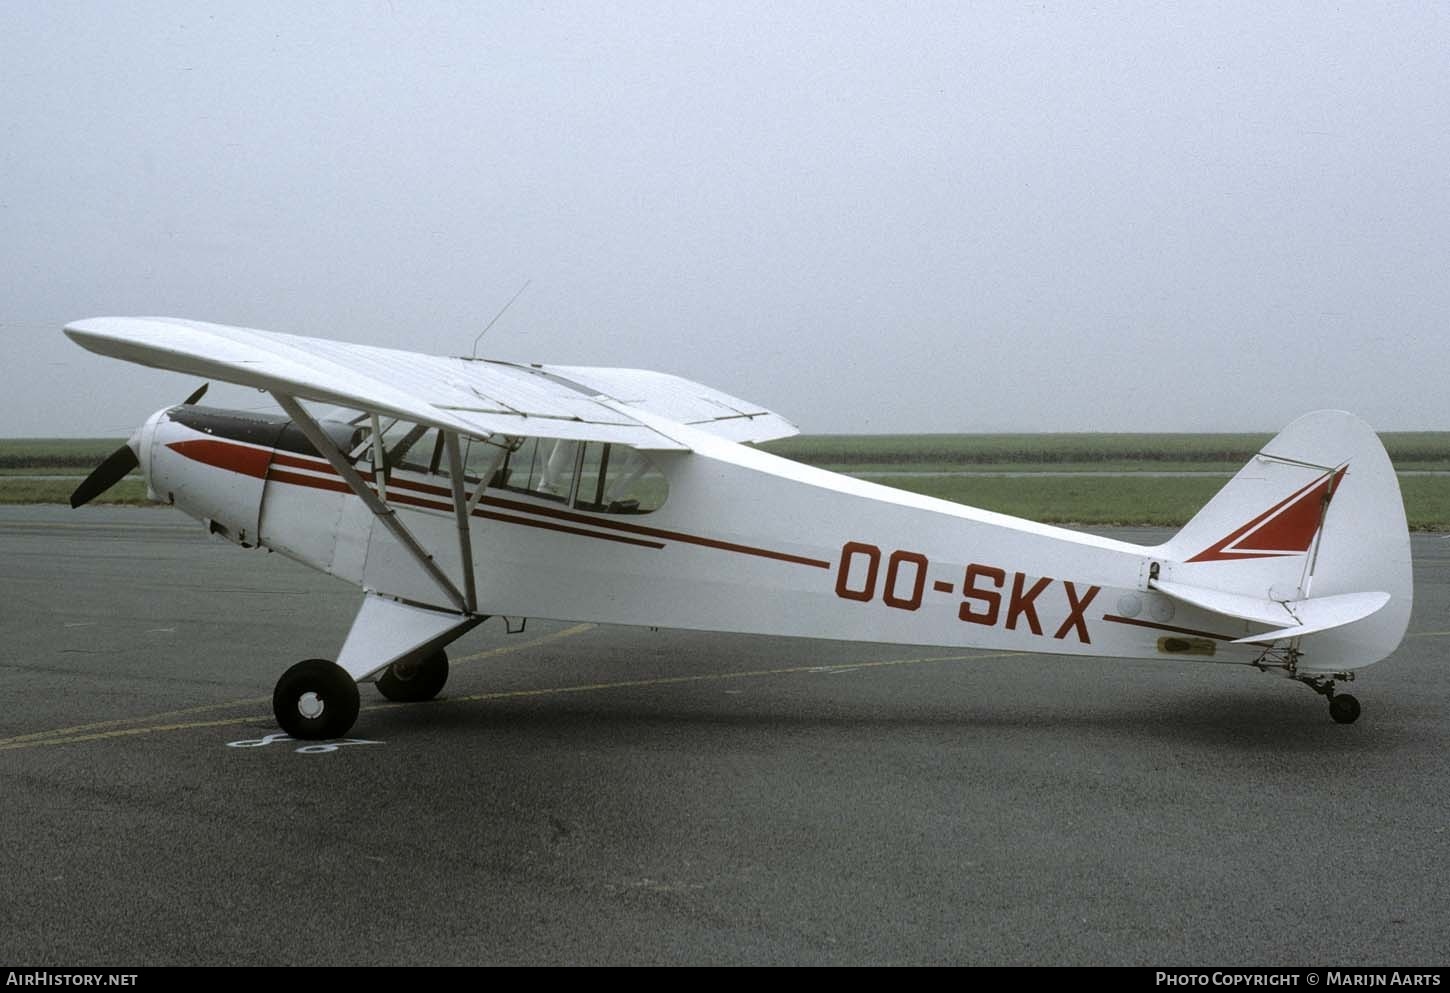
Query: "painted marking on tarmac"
0 642 1027 753
0 623 596 751
225 732 294 749
227 732 384 754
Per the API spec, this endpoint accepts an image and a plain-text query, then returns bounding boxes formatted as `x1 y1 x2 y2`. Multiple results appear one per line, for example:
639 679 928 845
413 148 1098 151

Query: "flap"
542 364 798 443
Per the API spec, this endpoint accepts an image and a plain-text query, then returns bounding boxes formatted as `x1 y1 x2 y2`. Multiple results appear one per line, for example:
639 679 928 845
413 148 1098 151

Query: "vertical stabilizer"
1153 411 1412 671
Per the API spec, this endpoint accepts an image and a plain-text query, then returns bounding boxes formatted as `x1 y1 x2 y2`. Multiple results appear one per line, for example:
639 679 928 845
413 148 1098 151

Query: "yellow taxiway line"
0 623 595 750
0 628 1023 753
11 624 1446 754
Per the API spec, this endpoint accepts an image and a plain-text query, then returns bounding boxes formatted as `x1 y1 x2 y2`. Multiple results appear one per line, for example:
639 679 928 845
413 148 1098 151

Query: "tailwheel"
376 650 449 703
273 659 361 740
1329 693 1362 725
1292 672 1361 726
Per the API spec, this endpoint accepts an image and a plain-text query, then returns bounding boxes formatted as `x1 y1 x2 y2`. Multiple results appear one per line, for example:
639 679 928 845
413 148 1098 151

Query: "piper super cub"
64 317 1412 738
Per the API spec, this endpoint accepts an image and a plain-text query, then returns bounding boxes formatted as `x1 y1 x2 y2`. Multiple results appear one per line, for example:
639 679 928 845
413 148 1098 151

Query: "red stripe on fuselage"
478 493 832 569
264 444 830 566
165 439 272 479
1101 614 1238 642
167 437 798 560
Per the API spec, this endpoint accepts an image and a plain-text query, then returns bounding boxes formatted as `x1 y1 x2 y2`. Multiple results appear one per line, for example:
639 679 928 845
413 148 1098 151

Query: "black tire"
273 659 361 740
376 650 449 703
1329 693 1362 725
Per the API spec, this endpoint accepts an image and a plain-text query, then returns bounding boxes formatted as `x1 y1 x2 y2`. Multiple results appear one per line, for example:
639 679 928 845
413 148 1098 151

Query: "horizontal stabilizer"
1151 579 1296 627
1231 591 1391 644
1151 579 1392 645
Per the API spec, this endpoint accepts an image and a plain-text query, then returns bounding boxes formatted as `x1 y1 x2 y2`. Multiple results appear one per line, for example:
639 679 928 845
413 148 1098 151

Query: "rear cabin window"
493 439 667 514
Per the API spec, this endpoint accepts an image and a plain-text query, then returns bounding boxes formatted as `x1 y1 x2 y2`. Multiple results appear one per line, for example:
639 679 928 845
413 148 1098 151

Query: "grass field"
5 434 1449 528
848 473 1450 530
0 478 149 505
761 432 1450 469
0 438 145 505
0 438 135 470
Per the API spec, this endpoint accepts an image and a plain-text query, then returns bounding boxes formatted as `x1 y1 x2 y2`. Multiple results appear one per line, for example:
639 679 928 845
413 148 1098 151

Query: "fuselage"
137 403 1273 667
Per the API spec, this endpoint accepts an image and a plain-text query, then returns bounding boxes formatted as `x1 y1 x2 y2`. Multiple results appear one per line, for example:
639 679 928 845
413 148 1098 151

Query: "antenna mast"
470 280 532 359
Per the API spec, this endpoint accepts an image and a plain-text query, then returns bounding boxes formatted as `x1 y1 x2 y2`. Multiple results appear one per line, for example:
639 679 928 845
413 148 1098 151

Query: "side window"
485 438 666 512
491 438 576 503
341 417 513 488
457 436 510 485
572 443 667 514
380 420 441 474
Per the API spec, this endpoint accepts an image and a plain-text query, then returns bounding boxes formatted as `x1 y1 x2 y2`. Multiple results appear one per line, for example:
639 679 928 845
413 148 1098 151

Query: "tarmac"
1 505 1447 965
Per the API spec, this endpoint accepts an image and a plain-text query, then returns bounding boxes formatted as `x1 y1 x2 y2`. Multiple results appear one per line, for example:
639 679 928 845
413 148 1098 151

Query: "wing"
64 317 797 449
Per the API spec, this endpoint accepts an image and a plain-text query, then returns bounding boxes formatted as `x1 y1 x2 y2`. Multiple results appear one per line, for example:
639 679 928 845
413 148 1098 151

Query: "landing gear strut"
1295 672 1361 725
1256 646 1364 726
376 650 450 703
273 659 361 740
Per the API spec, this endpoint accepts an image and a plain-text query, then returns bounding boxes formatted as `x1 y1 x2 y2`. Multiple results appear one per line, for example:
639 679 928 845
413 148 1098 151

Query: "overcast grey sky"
3 2 1447 437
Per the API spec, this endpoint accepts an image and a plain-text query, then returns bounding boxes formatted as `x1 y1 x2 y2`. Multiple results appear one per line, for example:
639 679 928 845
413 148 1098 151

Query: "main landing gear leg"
269 595 486 740
1295 673 1361 725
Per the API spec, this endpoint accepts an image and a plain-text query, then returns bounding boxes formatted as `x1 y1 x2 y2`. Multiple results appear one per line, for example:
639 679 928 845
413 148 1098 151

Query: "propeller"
69 384 209 509
69 445 140 509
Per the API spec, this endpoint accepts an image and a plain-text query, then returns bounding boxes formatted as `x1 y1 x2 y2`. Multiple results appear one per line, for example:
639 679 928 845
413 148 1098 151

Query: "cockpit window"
460 435 510 483
381 421 441 474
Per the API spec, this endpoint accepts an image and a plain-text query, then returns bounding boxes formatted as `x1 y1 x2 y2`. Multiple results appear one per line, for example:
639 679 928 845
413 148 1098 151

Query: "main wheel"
1329 693 1362 725
273 659 361 740
376 650 449 703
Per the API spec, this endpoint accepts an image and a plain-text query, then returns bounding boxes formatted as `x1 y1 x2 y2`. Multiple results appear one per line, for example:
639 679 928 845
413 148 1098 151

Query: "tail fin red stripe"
1187 466 1346 563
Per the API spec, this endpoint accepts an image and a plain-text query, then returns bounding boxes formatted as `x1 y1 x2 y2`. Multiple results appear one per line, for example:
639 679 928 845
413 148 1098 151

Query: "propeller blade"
69 444 140 509
71 385 205 509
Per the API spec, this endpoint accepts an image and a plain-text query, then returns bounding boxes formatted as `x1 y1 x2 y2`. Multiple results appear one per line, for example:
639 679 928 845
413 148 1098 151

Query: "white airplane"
64 317 1412 738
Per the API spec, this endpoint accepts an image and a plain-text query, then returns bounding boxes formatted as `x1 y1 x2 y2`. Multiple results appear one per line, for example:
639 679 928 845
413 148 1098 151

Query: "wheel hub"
297 691 326 719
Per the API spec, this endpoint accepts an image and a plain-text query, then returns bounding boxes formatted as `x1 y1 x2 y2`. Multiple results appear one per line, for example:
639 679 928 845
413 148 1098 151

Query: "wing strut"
272 392 470 614
442 431 478 613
